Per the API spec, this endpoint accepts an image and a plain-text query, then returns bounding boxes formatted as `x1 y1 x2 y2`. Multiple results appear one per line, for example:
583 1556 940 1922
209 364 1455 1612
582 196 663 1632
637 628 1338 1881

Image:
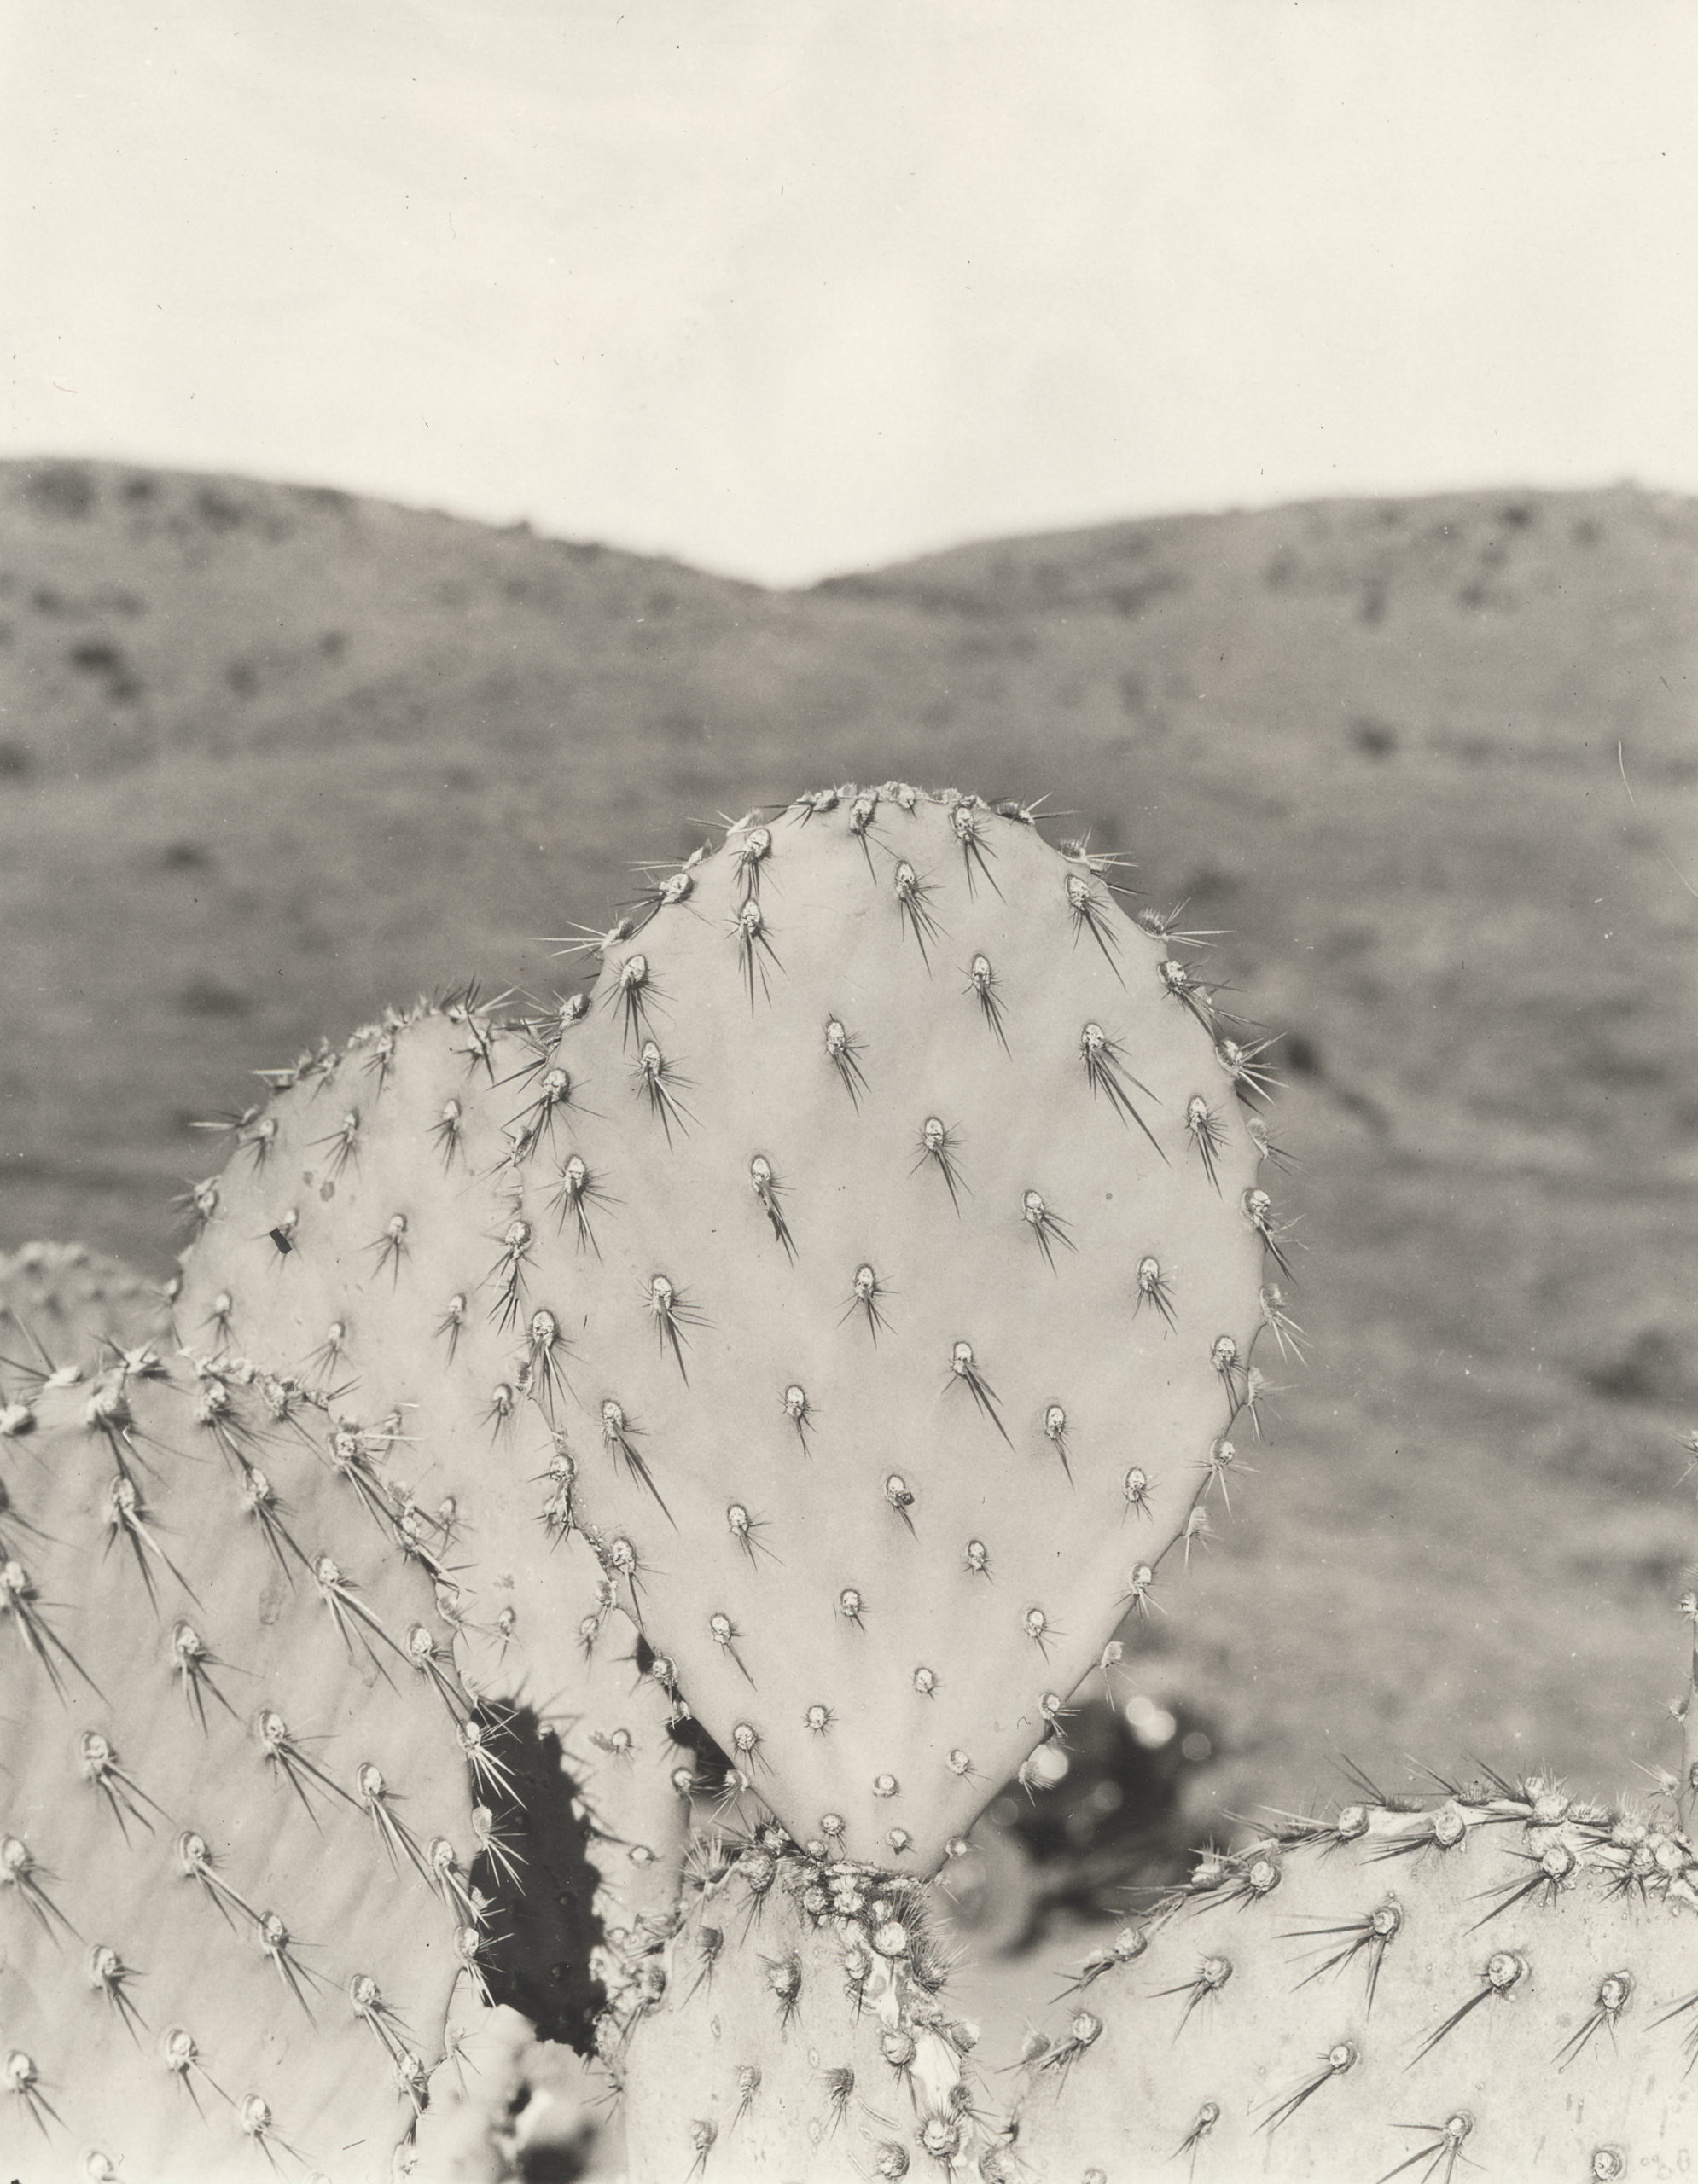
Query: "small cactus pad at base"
0 1349 483 2181
613 1830 981 2182
1008 1786 1698 2181
177 786 1276 1867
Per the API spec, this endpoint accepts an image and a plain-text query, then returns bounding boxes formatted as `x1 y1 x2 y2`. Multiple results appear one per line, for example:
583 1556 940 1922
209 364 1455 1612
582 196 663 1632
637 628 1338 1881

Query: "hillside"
2 456 1695 1832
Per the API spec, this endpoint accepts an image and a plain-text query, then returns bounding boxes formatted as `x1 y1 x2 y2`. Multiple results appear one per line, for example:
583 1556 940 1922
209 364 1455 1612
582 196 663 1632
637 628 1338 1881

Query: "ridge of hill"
6 461 1695 788
2 456 1695 1822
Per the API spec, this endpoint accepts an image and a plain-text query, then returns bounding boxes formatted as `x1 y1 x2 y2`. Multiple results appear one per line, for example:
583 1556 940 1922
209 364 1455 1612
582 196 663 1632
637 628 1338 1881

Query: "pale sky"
4 2 1697 585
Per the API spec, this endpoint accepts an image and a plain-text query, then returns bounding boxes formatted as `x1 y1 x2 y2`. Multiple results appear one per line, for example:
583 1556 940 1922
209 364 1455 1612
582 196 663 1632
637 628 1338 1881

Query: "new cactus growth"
0 1343 482 2178
1008 1786 1698 2179
177 785 1270 1873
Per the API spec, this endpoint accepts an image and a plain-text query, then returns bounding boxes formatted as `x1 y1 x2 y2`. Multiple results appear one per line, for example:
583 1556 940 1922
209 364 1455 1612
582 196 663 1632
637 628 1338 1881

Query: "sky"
4 2 1697 586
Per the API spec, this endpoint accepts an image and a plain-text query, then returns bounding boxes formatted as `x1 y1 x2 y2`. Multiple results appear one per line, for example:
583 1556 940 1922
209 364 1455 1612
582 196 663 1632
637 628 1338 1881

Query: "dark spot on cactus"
67 637 142 701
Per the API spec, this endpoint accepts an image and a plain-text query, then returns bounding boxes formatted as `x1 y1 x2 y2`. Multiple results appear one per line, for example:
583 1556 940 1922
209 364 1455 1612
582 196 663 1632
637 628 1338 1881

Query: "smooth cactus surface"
615 1827 980 2182
177 785 1274 1868
0 1346 482 2180
1008 1786 1698 2181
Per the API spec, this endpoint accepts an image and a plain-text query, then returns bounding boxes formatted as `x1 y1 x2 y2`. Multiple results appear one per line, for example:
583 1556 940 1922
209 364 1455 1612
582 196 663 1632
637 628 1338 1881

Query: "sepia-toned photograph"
3 5 1696 2176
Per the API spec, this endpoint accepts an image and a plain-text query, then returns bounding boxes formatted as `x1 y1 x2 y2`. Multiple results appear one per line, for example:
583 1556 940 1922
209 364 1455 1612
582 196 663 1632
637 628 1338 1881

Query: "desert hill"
2 455 1695 1825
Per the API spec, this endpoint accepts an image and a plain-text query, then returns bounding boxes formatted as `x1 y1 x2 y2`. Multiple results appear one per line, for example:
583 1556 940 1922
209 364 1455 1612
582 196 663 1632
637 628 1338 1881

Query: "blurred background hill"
3 453 1696 1834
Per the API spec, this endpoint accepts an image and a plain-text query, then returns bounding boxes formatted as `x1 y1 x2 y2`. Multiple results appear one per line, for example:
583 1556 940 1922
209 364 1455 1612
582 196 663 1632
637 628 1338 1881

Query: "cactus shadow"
472 1704 606 2055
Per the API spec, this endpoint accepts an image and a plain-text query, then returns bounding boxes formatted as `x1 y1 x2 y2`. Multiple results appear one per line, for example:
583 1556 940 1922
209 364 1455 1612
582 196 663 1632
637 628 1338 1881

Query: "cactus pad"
0 1345 481 2178
1009 1783 1698 2180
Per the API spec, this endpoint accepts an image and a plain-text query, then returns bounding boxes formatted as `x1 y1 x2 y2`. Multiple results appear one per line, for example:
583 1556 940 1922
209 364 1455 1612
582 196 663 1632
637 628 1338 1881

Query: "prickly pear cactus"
1 1238 168 1354
1007 1784 1698 2181
614 1826 982 2182
168 1016 698 1949
177 784 1279 1870
165 1037 625 1710
0 1345 484 2180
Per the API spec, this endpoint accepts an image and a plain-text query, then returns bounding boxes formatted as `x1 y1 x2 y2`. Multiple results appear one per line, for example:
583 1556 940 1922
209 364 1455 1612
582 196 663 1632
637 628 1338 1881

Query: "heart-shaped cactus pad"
541 787 1271 1867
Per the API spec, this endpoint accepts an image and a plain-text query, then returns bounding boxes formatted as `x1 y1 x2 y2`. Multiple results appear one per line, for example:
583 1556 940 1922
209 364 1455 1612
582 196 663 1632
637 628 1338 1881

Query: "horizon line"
0 445 1678 595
